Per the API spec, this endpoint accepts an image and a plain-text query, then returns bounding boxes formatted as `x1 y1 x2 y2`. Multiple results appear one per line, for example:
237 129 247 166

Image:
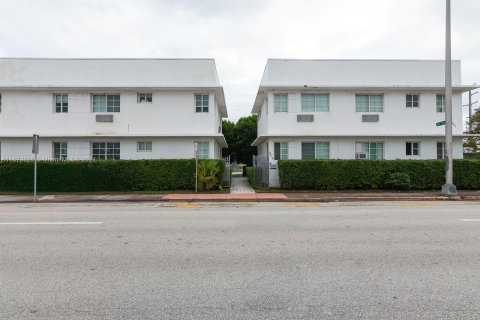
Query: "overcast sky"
0 0 478 121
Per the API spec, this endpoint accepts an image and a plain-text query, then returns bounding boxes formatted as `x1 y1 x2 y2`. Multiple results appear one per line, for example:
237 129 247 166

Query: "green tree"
222 115 257 166
221 119 237 160
464 108 480 153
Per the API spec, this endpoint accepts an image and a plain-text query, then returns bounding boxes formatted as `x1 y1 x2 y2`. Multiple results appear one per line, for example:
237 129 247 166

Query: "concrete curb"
1 195 479 203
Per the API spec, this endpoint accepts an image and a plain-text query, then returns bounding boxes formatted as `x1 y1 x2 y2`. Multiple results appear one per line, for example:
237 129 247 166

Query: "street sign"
436 121 446 127
32 134 39 154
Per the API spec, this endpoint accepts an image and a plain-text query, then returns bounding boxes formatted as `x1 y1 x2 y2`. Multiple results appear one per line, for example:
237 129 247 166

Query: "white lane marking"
460 219 480 222
0 222 103 225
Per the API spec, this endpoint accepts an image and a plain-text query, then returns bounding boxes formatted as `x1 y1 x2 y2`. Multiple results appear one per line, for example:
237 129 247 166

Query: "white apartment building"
0 58 227 160
251 59 478 187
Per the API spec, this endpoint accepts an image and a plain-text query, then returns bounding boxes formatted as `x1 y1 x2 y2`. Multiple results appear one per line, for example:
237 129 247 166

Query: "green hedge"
245 167 254 186
278 160 480 190
0 159 225 192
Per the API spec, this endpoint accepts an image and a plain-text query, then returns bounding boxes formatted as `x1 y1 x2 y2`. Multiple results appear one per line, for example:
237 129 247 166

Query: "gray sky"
0 0 479 121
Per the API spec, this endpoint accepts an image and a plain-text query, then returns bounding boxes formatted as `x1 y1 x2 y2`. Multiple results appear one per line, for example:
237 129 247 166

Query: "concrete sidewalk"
1 190 480 203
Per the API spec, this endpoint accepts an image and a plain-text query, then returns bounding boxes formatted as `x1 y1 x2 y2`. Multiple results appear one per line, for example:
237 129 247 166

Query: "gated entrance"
222 155 231 188
252 155 269 188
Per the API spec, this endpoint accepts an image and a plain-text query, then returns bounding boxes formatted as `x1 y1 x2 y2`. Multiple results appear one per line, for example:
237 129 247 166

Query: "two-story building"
0 58 227 160
251 59 478 187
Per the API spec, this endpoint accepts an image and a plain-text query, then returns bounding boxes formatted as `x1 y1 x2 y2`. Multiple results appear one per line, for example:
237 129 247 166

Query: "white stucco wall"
261 90 464 137
0 138 219 160
0 91 222 137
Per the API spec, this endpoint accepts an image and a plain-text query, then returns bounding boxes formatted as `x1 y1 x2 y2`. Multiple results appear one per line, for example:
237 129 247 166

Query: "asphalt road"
1 201 480 319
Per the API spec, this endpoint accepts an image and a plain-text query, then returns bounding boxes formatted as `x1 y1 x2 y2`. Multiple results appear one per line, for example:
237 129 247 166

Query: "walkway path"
230 173 255 194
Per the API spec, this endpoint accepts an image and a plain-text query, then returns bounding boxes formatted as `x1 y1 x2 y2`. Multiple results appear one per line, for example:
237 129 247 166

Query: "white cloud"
0 0 478 121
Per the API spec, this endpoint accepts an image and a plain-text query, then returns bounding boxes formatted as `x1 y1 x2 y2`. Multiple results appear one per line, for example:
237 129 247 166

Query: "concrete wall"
261 90 464 137
0 137 220 160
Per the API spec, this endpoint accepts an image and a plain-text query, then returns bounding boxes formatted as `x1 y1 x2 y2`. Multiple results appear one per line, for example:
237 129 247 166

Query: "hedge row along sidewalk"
278 159 480 190
0 159 225 192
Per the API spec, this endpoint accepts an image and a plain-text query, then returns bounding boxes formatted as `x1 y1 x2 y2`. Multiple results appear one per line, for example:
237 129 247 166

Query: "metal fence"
252 155 269 188
222 155 231 188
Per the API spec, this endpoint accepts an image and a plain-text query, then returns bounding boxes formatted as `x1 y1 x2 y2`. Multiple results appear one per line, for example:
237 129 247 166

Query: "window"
92 142 120 160
406 142 420 156
93 94 120 112
436 94 445 113
274 142 288 160
53 142 68 160
196 141 209 159
301 94 329 112
55 94 68 113
274 94 288 112
406 94 419 108
302 142 330 159
356 94 384 112
137 141 152 152
437 142 446 160
195 94 209 113
137 93 152 103
355 142 384 160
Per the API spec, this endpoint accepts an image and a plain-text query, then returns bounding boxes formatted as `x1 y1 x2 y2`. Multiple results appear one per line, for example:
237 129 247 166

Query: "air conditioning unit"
356 153 367 160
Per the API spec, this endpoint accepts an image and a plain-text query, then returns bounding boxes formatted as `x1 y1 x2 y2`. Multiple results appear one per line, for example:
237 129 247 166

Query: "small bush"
197 160 221 191
384 172 411 190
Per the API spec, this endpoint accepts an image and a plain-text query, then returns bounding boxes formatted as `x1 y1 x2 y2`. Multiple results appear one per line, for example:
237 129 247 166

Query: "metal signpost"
32 134 39 202
194 142 198 193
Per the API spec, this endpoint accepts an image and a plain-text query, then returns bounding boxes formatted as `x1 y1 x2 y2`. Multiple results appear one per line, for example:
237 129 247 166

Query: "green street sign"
436 121 446 127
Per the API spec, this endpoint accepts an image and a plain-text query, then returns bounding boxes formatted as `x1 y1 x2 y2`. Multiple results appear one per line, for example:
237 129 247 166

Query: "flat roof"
0 58 227 117
252 59 477 113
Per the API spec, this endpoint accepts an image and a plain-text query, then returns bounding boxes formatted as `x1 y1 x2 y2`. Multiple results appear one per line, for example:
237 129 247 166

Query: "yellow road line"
176 203 202 209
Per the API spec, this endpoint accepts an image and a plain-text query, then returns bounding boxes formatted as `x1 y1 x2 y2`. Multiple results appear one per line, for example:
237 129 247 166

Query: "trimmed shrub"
0 159 225 192
385 172 411 190
245 167 254 186
278 159 480 190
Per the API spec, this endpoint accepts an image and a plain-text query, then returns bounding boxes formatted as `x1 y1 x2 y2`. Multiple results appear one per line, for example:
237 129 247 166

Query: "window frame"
54 94 69 113
406 94 420 108
301 142 330 160
273 93 288 113
137 141 152 152
195 94 209 113
355 141 384 160
195 141 210 159
52 141 68 160
301 93 330 112
436 94 445 113
406 141 420 156
355 94 384 113
137 93 153 104
437 141 446 160
91 142 121 160
274 142 288 160
92 94 121 113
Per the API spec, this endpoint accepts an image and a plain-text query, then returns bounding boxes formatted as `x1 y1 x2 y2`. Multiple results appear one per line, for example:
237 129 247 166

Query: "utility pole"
468 90 478 133
441 0 456 196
